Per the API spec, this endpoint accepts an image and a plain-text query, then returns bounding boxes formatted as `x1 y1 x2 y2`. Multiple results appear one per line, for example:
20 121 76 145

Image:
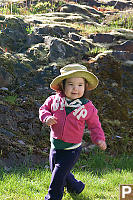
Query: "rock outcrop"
0 1 133 168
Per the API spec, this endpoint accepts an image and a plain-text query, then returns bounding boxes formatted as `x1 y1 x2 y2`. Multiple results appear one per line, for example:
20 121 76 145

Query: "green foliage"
4 95 17 105
0 0 61 15
86 46 107 56
104 11 133 29
25 25 34 34
71 23 112 36
31 2 53 14
100 5 115 10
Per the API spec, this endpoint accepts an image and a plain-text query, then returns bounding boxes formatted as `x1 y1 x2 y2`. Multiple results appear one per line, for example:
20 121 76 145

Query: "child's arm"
39 96 53 123
45 116 57 126
86 105 107 150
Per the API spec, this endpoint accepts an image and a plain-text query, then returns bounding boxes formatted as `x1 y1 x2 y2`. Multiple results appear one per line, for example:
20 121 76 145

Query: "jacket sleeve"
86 106 105 144
39 96 53 123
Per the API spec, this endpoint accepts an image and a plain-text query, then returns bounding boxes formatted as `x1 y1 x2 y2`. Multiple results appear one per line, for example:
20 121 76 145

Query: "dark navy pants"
45 146 85 200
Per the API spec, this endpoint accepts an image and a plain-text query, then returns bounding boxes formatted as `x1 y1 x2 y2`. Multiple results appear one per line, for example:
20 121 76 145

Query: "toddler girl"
39 63 107 200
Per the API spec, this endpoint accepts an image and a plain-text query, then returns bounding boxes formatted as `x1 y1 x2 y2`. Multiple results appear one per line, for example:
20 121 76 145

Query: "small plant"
100 5 115 11
25 25 34 34
32 2 53 14
87 46 107 56
4 95 17 105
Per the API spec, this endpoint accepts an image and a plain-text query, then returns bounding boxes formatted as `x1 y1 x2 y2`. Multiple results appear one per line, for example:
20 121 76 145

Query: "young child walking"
39 63 107 200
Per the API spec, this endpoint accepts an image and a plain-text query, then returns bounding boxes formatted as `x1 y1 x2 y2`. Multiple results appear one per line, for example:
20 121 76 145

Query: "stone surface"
0 0 133 167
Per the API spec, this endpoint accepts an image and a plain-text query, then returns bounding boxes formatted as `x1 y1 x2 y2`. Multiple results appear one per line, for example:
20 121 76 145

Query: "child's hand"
45 116 57 126
97 140 107 151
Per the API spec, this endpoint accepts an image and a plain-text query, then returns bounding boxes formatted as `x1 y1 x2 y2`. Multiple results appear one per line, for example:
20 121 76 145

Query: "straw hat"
50 63 99 91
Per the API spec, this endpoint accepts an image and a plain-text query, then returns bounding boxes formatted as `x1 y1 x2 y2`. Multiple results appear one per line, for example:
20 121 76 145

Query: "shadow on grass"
74 150 133 177
0 162 46 182
69 193 91 200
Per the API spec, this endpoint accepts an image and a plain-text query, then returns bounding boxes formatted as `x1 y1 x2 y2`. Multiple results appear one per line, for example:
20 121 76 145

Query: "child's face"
64 77 85 100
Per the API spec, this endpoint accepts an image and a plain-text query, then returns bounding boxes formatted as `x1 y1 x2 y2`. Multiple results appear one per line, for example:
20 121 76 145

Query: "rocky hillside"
0 0 133 169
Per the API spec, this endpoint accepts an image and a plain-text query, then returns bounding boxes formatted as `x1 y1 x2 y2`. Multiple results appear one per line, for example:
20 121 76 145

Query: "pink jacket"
39 93 105 144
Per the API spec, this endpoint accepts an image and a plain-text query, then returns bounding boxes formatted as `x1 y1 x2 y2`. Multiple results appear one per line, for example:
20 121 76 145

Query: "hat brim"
50 70 99 91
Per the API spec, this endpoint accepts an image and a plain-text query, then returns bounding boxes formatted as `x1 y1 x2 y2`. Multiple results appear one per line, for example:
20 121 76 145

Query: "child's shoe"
67 181 85 194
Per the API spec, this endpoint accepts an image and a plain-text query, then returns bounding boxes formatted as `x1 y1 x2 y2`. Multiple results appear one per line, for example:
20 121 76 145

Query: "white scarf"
65 98 82 108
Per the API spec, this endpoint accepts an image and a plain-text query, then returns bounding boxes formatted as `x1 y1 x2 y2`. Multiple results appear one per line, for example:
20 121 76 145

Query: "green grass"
0 1 61 15
0 151 133 200
4 95 18 105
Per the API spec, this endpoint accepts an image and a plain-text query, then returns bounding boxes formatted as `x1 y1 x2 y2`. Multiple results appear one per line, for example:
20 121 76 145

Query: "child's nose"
73 86 78 91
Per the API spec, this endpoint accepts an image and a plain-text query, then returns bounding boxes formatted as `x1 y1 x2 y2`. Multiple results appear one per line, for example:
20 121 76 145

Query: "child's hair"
61 78 89 98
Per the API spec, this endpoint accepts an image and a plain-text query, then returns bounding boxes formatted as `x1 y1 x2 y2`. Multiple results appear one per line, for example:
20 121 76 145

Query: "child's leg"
45 146 82 200
66 172 85 194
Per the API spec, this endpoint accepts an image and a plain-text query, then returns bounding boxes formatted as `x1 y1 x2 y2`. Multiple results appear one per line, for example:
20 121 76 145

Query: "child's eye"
79 84 83 86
